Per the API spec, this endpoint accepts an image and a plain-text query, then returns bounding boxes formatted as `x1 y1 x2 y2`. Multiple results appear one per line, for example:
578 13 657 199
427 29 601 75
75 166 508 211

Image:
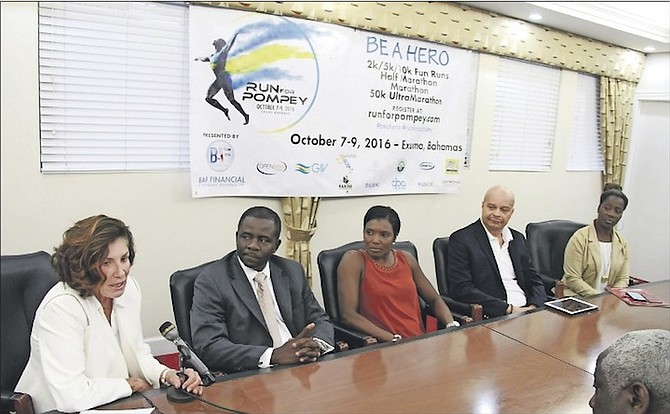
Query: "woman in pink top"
337 205 458 343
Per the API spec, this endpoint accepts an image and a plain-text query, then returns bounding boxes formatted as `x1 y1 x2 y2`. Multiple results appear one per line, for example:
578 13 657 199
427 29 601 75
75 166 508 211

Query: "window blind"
39 2 189 172
566 73 604 171
489 57 560 171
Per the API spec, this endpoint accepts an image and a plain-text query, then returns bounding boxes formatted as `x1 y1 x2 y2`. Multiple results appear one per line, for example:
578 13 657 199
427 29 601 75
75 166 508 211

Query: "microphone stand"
166 345 198 403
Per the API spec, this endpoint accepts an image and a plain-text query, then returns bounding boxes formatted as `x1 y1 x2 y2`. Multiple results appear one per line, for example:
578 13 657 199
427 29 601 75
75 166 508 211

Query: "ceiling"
458 2 670 54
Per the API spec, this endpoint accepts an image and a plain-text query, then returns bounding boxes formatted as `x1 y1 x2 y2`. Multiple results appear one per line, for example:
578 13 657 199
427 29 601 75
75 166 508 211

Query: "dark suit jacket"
190 251 334 373
447 220 547 318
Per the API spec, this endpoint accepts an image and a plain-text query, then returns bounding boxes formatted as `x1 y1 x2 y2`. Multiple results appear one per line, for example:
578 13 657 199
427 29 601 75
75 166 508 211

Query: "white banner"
190 6 477 197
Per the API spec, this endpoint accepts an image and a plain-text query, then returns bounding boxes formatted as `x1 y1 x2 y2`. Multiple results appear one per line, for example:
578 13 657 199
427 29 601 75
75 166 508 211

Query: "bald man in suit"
446 185 547 318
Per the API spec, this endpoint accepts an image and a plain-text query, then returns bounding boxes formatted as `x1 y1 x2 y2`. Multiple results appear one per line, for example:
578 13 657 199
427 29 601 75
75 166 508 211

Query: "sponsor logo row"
208 140 444 175
246 160 438 176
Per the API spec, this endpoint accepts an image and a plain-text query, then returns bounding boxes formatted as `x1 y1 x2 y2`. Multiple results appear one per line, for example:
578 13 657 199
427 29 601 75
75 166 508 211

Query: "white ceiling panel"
459 2 670 53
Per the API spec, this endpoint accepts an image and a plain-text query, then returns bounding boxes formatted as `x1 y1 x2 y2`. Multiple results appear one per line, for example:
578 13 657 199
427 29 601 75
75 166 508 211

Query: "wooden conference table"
101 280 669 414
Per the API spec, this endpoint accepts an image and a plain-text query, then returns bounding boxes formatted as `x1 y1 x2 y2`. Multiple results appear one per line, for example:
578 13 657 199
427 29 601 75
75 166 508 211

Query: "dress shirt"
237 257 333 368
191 251 335 373
482 221 527 307
595 242 612 292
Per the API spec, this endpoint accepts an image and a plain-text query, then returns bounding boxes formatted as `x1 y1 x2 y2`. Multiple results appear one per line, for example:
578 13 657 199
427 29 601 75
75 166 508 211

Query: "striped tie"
254 272 282 347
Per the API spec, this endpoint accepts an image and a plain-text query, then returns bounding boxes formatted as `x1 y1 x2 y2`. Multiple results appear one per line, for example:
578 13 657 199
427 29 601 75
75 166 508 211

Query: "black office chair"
525 220 586 298
1 251 60 414
432 237 484 321
169 260 218 348
318 240 460 349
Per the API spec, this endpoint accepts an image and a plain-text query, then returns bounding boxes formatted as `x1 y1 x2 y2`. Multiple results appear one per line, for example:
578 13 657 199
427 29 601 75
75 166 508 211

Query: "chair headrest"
1 251 59 392
317 241 418 320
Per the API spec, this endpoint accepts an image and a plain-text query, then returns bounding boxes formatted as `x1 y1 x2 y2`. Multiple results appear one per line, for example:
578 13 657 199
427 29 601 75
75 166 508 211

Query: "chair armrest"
422 304 447 329
0 392 35 414
333 323 378 348
554 280 565 299
538 273 559 295
425 300 481 326
441 296 484 322
451 312 473 325
470 303 484 322
544 280 565 301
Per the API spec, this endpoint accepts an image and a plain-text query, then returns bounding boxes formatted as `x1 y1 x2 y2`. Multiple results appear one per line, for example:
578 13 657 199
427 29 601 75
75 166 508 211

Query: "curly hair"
51 215 135 297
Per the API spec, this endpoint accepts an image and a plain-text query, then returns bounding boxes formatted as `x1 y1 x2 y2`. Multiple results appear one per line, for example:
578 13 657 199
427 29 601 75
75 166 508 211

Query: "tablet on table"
545 297 598 315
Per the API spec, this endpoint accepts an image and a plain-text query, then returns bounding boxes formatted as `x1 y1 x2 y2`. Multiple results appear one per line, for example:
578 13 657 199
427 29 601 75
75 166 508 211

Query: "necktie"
254 272 282 347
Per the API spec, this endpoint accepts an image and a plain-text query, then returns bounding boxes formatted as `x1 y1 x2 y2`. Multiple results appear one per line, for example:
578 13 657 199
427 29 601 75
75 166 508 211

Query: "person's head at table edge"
590 329 669 414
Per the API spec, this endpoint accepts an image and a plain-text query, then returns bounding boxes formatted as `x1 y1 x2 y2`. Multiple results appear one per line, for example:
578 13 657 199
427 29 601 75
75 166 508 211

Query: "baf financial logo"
223 14 328 133
208 140 235 172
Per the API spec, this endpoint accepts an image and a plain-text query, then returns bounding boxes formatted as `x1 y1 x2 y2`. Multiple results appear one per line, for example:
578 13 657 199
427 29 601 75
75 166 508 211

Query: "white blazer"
15 276 166 413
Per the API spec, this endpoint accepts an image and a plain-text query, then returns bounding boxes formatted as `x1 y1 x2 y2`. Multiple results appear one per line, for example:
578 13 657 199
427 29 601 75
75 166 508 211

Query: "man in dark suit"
447 185 546 318
190 206 334 373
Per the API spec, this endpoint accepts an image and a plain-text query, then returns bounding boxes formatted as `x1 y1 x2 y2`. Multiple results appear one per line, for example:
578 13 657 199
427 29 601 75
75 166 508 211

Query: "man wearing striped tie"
190 206 334 373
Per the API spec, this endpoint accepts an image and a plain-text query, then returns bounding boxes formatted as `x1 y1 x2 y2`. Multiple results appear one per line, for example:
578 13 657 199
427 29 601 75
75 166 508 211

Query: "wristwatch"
446 321 461 328
392 334 402 342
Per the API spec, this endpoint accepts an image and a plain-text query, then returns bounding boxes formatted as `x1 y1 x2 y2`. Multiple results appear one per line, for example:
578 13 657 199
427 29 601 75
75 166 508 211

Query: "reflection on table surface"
132 326 592 413
100 280 668 414
485 280 670 373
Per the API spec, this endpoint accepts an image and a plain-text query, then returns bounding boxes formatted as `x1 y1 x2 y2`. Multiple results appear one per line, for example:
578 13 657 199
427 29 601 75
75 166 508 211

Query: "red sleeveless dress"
359 249 423 337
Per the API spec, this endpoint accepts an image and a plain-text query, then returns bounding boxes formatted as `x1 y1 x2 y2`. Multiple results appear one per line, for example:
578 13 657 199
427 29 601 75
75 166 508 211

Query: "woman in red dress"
337 205 458 343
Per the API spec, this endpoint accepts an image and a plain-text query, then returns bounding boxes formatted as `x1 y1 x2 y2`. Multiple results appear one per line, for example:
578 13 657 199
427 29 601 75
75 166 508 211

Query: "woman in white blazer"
15 215 203 413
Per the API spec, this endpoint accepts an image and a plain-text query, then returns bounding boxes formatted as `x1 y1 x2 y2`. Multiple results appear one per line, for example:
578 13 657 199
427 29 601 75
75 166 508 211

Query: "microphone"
159 321 216 387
